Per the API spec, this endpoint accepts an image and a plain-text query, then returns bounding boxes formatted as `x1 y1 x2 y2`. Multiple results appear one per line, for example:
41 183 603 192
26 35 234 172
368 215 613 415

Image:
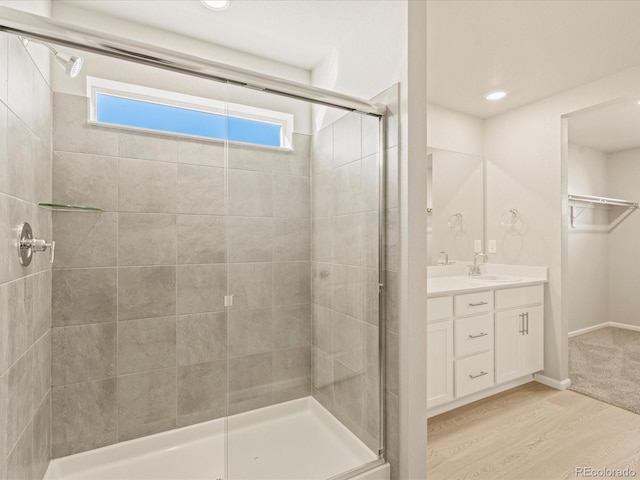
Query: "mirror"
427 148 484 266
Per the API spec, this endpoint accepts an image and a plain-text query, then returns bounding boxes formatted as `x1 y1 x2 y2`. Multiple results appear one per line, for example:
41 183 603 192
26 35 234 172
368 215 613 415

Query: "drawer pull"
468 332 488 339
469 371 488 379
468 301 488 307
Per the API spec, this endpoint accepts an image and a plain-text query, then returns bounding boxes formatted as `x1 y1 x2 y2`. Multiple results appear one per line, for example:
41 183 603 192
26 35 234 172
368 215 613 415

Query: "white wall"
607 147 640 328
484 63 640 383
426 103 483 156
567 143 609 332
51 2 312 134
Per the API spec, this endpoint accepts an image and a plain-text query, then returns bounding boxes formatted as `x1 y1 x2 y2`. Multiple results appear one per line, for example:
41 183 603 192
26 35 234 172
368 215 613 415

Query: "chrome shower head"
20 36 84 78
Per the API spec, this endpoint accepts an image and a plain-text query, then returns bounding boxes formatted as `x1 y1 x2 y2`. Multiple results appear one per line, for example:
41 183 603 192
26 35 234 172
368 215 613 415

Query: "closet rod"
568 194 638 208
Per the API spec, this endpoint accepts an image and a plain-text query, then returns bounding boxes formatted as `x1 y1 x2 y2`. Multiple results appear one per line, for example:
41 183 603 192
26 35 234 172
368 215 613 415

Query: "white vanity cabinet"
427 281 545 415
426 296 453 408
495 286 544 384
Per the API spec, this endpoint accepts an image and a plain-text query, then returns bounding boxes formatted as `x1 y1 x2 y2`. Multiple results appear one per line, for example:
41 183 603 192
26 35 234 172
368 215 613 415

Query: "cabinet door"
521 305 544 375
495 310 523 384
427 321 453 408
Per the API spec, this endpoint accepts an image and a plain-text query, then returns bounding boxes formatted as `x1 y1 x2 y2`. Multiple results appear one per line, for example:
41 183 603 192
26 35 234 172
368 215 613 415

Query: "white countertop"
427 264 548 297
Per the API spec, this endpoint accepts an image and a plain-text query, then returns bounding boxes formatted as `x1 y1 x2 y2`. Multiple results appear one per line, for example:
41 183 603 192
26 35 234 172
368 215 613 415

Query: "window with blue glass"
96 93 282 147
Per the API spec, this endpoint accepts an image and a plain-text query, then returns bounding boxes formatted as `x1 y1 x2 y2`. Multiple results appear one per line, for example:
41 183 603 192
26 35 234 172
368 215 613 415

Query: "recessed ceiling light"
485 90 508 101
201 0 230 10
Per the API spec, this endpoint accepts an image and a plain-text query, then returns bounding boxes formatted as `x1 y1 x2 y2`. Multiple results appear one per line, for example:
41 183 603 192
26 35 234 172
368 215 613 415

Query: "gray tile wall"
310 85 399 474
0 33 53 480
50 92 312 457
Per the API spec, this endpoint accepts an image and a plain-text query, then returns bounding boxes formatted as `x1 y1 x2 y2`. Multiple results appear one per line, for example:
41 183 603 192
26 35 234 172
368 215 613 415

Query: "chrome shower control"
17 222 55 266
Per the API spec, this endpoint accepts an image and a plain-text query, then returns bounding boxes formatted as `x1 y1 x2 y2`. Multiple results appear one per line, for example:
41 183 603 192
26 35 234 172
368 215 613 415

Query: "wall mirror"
427 147 484 266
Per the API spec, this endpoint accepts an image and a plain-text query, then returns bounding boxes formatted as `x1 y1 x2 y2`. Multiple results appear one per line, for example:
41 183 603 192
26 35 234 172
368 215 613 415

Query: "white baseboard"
569 321 640 337
427 376 534 418
534 373 571 390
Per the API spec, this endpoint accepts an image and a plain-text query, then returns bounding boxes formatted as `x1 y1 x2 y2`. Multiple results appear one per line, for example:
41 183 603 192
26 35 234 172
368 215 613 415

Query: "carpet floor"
569 326 640 415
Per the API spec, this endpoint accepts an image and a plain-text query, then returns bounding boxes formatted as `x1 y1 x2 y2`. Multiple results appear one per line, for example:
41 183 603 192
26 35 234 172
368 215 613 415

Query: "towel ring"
500 208 520 227
447 213 462 228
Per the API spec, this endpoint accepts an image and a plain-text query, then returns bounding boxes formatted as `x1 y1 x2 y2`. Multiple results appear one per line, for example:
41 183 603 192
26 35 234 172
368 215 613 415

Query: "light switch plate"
488 240 497 254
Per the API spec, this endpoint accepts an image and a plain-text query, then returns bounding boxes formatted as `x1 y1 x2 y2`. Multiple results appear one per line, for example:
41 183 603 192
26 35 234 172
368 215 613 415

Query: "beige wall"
0 32 53 480
607 147 640 328
567 143 609 332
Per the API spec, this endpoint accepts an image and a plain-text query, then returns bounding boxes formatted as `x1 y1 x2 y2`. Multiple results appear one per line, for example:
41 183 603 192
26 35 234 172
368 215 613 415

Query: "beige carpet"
569 326 640 415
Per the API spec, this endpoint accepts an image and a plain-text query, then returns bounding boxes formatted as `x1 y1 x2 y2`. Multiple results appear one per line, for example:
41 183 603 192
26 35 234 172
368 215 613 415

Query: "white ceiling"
568 98 640 154
427 1 640 118
54 0 386 70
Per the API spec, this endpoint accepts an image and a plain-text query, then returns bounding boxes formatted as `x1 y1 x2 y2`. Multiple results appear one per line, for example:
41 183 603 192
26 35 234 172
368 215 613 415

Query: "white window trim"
86 76 294 150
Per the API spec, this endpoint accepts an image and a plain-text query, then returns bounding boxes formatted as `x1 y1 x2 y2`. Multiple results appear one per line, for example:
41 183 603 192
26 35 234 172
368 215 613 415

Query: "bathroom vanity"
427 264 548 417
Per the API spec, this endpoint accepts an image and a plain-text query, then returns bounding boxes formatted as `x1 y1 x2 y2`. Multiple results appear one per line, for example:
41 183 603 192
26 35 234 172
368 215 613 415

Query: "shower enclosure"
0 6 390 480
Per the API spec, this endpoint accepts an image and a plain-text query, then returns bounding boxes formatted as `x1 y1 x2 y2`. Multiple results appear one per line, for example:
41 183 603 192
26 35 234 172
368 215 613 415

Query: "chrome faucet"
469 252 488 276
438 251 449 265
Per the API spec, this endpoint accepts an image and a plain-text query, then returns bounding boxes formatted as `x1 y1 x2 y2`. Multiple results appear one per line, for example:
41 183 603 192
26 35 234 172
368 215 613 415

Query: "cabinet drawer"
427 296 453 323
454 314 493 357
495 285 543 310
455 351 494 398
454 291 493 316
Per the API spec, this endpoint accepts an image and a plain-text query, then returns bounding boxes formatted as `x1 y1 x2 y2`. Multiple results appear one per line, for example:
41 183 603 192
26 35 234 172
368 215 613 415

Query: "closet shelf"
568 194 638 208
38 203 103 212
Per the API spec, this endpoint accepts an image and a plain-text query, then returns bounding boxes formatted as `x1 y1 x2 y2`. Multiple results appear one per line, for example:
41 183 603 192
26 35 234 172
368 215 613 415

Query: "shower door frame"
0 6 389 477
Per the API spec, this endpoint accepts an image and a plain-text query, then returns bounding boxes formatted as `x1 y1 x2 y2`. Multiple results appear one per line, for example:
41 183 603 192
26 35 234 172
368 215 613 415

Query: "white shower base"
44 397 388 480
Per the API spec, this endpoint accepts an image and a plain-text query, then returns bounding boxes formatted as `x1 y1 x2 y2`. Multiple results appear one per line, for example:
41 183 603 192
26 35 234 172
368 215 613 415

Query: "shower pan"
0 6 391 480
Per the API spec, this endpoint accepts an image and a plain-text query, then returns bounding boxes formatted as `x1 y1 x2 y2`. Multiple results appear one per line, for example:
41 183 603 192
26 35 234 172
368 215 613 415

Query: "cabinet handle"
469 371 488 379
468 301 488 307
519 313 525 334
468 332 488 339
525 312 529 335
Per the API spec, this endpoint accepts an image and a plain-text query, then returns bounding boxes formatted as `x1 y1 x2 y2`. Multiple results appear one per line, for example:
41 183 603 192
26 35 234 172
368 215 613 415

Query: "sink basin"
472 274 522 283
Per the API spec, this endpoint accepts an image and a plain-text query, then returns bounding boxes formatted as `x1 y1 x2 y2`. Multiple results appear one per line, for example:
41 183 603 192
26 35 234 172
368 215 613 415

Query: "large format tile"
52 151 118 211
311 262 332 309
333 112 361 168
273 218 310 262
119 131 177 163
118 213 176 266
228 170 272 217
311 171 333 218
6 423 32 480
272 174 309 218
361 153 379 213
312 304 333 354
177 164 225 215
7 350 33 454
311 217 332 263
53 93 118 156
118 317 176 375
177 360 226 427
51 378 117 458
52 212 117 268
331 265 364 319
177 138 224 167
332 312 365 372
361 115 380 159
272 133 311 176
273 346 311 404
0 32 7 105
228 308 273 357
0 278 32 370
0 372 6 462
227 216 273 262
7 35 33 132
118 266 176 321
52 323 117 386
177 215 225 264
332 213 363 267
33 331 51 406
228 263 272 310
52 268 117 327
5 110 35 204
118 368 177 442
177 312 226 366
273 304 310 349
228 352 272 415
273 262 310 306
333 361 364 436
32 64 52 150
32 270 52 342
311 124 333 176
33 393 51 480
119 158 176 214
333 160 362 216
228 143 273 173
176 264 226 315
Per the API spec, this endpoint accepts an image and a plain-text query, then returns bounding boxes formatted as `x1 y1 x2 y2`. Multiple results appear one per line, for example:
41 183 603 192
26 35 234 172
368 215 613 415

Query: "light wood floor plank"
427 382 640 479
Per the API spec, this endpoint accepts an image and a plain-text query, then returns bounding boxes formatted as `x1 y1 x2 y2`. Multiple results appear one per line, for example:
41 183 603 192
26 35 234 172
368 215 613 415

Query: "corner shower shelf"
568 194 638 229
38 202 103 212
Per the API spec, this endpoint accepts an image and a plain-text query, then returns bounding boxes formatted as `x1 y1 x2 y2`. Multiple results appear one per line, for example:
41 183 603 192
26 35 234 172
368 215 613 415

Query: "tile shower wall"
50 92 311 457
0 34 53 480
310 85 399 467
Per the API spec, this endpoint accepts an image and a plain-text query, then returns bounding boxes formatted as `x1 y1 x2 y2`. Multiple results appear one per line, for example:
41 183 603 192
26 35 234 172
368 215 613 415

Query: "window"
87 77 293 149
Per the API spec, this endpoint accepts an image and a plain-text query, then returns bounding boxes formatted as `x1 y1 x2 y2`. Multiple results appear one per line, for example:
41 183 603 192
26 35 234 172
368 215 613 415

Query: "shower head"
20 36 84 78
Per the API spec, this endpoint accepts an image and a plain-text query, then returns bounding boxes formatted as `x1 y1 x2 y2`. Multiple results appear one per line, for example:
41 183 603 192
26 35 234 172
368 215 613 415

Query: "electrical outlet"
489 240 497 254
474 239 482 252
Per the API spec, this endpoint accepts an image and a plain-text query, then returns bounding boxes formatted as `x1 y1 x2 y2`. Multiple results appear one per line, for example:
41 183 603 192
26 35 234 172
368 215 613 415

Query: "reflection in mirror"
427 148 483 266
